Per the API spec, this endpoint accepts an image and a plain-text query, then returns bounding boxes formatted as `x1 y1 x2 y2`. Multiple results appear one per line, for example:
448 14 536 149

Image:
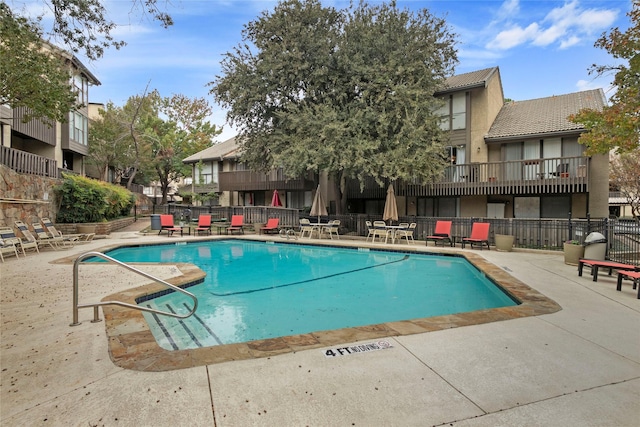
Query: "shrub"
55 174 135 223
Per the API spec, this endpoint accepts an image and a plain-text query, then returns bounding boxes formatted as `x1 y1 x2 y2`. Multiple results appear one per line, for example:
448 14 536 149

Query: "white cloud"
486 0 619 51
487 23 539 50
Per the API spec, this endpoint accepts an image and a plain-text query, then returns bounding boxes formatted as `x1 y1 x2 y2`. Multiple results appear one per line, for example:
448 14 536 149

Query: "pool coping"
65 238 562 371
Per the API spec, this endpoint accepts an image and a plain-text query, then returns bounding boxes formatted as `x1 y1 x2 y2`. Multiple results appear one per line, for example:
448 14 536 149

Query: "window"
72 74 88 106
451 93 466 130
69 112 88 145
437 93 467 131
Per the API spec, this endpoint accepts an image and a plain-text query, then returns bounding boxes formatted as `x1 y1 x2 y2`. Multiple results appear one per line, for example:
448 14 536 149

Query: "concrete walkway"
1 230 638 426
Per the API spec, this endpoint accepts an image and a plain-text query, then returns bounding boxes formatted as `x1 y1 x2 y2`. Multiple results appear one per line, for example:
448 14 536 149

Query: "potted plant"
563 240 584 265
495 234 515 252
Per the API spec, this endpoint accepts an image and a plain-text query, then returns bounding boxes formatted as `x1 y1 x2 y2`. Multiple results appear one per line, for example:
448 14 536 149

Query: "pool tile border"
67 239 561 371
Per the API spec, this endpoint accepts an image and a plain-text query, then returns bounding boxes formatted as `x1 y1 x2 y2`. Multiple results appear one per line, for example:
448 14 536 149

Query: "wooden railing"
219 169 315 192
0 146 59 178
348 156 589 198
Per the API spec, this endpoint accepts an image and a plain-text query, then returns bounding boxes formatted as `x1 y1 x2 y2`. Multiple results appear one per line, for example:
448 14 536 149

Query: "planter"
76 224 97 234
495 234 514 252
563 243 584 265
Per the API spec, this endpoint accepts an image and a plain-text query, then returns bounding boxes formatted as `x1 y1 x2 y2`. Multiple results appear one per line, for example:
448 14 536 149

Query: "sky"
11 0 633 142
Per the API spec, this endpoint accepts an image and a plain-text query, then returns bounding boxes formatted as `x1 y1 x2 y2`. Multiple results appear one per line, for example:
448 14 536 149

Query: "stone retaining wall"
1 165 146 235
55 217 136 235
0 164 59 226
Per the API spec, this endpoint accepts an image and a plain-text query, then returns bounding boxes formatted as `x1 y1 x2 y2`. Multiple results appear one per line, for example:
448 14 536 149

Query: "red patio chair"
616 270 640 299
425 221 453 247
159 214 182 236
461 222 490 250
194 215 212 235
227 215 245 234
260 218 280 234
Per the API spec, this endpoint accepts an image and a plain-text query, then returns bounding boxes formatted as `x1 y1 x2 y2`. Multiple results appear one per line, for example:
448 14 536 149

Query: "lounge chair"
321 220 340 239
425 221 453 247
194 215 212 235
31 222 64 249
578 259 637 282
395 223 416 244
260 218 280 234
42 217 94 242
299 218 315 238
41 218 81 246
461 222 490 250
0 237 20 262
227 215 245 234
616 270 640 299
14 221 41 254
159 214 182 236
0 227 39 256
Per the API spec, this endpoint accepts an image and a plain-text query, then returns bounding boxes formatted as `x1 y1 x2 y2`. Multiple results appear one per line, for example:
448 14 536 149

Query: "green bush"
55 174 135 223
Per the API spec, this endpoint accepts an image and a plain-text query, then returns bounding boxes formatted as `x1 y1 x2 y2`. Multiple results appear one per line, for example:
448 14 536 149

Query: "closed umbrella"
271 189 282 207
310 185 328 223
383 184 398 225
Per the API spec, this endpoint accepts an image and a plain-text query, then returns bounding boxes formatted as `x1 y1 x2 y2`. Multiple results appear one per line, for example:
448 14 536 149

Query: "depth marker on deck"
323 340 393 357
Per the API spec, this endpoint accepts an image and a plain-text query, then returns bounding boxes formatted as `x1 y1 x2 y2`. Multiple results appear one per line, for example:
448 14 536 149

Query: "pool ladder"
70 251 198 326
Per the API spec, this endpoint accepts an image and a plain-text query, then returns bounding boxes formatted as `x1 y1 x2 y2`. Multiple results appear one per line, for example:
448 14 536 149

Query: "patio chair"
14 221 41 254
370 221 389 243
425 221 453 247
461 222 491 250
395 223 416 244
227 215 245 234
299 218 315 239
0 226 38 256
194 215 212 235
616 270 640 299
159 214 182 236
260 218 280 234
321 220 340 239
0 237 20 262
31 222 64 249
365 221 375 241
41 218 80 246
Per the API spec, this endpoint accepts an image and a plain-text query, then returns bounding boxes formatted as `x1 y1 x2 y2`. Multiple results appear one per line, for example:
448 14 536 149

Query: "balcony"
0 146 59 178
347 156 589 198
180 182 220 194
218 169 315 192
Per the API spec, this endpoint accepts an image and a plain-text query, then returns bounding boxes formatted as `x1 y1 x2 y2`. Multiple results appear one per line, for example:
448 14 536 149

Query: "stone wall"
1 165 149 234
0 164 59 226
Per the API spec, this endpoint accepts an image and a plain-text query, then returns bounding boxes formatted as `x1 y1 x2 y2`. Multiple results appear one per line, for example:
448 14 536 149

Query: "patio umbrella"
310 185 328 223
383 184 398 225
270 189 283 207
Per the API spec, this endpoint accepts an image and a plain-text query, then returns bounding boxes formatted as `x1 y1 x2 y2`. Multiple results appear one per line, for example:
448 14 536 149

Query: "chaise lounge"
425 221 453 247
461 222 490 250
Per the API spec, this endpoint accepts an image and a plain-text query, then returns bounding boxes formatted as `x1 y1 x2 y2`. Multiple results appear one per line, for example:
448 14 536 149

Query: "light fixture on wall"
477 146 481 152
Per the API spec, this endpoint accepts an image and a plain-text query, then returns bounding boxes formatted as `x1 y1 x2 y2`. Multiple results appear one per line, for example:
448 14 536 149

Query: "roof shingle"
485 89 606 141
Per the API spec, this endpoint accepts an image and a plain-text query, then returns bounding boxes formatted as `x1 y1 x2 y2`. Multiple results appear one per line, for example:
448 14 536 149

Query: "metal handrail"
70 251 198 326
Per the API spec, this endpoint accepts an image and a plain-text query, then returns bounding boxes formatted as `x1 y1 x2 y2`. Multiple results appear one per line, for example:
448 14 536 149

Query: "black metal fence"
148 204 640 266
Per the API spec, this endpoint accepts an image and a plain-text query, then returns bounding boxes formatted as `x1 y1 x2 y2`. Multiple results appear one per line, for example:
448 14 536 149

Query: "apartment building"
185 67 609 219
1 49 100 178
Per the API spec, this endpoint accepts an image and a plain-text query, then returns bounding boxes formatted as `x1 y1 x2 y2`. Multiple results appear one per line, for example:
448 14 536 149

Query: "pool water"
102 240 517 350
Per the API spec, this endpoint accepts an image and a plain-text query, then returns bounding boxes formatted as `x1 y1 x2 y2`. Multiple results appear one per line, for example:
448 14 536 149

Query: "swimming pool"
101 240 517 350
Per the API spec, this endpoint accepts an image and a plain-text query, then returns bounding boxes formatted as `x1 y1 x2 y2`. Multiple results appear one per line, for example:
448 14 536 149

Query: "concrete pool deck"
1 223 639 426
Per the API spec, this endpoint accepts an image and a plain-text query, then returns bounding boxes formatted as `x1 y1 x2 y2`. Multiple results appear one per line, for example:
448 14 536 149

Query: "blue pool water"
100 240 517 350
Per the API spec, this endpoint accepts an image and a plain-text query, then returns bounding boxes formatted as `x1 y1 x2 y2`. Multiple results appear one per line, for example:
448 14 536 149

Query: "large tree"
569 0 639 155
0 3 77 122
146 94 221 204
210 0 457 213
610 151 640 219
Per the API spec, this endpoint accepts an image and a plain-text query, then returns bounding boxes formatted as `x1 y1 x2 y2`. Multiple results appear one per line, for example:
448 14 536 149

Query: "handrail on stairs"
70 251 198 326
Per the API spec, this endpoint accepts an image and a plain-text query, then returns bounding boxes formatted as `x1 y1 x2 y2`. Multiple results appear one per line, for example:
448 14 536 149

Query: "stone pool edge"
58 240 561 372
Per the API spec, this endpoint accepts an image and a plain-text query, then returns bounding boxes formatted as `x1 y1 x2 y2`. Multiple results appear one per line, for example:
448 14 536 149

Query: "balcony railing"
0 146 59 178
219 169 315 192
348 156 589 198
